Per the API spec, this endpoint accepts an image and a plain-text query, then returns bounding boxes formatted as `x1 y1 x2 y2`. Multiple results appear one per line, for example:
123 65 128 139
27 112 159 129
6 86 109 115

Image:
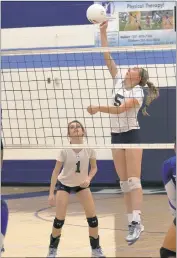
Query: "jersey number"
75 161 80 173
114 93 124 107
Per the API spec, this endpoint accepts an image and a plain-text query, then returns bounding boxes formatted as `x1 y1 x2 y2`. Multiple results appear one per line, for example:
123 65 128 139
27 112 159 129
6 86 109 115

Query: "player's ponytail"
139 68 159 116
142 80 159 116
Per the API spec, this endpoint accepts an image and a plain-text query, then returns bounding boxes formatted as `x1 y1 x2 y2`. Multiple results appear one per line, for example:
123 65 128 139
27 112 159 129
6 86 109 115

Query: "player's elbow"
122 99 140 113
117 105 132 114
110 70 118 79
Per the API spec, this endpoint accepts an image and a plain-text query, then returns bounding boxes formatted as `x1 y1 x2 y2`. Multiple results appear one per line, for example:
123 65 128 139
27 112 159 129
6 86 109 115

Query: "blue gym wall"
1 1 92 28
1 1 176 186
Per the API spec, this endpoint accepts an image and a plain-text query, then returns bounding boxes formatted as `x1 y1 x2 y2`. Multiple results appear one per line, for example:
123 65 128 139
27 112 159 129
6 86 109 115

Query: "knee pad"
128 177 141 191
120 181 130 193
53 218 65 229
160 247 176 258
87 216 98 228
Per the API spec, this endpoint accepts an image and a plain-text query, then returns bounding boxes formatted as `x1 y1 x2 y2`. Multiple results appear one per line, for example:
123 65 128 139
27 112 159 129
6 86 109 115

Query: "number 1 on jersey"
75 161 80 173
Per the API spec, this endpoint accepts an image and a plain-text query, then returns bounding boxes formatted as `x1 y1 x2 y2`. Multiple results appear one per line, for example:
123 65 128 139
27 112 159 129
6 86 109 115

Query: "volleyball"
86 4 107 24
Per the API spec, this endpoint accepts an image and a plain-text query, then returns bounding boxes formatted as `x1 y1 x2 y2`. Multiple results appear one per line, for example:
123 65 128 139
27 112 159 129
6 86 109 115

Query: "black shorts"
173 217 176 226
1 140 3 151
56 181 88 194
111 129 141 144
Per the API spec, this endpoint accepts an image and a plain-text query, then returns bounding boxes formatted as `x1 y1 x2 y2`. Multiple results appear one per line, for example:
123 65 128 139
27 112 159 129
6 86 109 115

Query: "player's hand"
48 194 56 206
80 178 91 188
100 20 108 32
87 106 99 115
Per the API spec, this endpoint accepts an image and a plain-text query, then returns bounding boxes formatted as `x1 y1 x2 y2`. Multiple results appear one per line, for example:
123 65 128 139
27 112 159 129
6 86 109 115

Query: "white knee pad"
128 177 141 191
120 181 130 193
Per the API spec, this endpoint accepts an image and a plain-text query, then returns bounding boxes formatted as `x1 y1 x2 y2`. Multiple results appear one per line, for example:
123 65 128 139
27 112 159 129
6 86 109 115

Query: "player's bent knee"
128 177 141 191
120 181 130 193
87 216 98 228
53 218 65 229
160 247 176 258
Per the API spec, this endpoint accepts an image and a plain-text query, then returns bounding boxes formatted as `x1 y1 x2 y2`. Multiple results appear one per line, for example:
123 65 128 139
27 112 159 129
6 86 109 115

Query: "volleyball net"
1 45 176 149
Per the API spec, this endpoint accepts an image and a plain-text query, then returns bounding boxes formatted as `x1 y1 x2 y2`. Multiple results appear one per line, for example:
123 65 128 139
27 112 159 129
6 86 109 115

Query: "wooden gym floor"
1 186 173 257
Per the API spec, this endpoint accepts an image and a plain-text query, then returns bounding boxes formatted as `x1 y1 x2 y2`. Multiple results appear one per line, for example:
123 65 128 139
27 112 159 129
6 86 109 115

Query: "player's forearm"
100 32 117 78
100 32 110 56
101 33 113 66
49 170 58 194
98 105 124 114
88 167 97 181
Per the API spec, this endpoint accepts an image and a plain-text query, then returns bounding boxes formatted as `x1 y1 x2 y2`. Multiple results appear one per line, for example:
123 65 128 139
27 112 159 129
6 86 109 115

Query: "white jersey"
57 148 96 187
111 74 144 133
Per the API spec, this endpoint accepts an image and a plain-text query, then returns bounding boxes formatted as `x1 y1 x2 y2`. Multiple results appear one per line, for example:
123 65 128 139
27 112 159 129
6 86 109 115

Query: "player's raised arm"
100 21 118 78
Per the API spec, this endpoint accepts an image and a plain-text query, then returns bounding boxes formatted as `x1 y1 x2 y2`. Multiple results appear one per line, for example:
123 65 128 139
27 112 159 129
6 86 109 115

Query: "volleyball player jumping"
47 120 105 258
160 140 176 258
87 21 159 245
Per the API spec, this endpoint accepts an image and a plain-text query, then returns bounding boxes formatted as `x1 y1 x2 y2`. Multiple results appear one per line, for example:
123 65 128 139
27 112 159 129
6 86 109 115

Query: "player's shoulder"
163 155 176 168
85 148 95 154
56 149 67 162
131 85 144 98
114 71 123 86
162 156 176 178
58 148 73 156
133 85 144 93
84 148 96 158
162 156 176 185
58 149 66 154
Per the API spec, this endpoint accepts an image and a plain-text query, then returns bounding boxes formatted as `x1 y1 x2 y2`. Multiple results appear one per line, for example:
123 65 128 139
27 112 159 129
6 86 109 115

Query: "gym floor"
2 186 172 257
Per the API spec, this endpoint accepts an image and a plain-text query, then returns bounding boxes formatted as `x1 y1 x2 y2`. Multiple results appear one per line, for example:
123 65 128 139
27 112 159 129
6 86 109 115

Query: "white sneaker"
92 247 106 257
47 247 58 258
126 221 143 245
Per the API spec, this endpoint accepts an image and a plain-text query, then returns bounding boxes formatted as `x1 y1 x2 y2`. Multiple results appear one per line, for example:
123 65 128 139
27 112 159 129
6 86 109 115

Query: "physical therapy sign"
94 1 176 46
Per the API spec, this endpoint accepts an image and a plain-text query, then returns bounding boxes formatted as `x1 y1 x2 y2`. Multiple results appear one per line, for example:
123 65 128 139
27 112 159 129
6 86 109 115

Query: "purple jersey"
162 156 176 216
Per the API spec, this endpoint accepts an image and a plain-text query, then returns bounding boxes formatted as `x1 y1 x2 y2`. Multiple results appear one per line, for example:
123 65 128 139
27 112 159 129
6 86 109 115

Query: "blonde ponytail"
142 80 159 116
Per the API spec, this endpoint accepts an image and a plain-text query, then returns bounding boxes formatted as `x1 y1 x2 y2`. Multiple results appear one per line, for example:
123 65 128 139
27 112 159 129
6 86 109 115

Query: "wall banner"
94 1 176 46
